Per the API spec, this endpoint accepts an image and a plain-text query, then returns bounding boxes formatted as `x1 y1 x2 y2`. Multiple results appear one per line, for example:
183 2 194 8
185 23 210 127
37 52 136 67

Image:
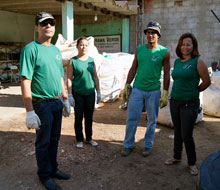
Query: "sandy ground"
0 82 219 190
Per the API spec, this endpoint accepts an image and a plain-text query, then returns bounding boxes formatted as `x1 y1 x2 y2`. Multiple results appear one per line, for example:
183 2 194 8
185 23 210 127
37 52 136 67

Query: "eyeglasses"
147 22 161 29
39 19 56 27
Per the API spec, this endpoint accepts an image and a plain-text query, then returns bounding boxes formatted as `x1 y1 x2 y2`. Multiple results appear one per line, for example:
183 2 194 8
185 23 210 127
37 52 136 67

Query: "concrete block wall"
142 0 220 66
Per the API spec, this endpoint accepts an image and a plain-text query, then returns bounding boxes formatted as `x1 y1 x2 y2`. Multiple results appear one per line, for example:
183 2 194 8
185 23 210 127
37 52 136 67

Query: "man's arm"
159 51 170 109
21 77 41 129
66 59 75 107
61 77 68 99
21 77 33 112
67 59 73 94
126 51 138 84
162 51 171 91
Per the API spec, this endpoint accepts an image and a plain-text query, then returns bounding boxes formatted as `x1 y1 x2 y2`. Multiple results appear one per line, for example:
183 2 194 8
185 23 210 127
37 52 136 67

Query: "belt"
32 94 62 102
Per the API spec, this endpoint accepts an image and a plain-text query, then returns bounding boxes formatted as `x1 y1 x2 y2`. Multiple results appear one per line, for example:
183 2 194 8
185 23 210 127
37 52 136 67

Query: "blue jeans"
33 99 63 181
123 87 161 149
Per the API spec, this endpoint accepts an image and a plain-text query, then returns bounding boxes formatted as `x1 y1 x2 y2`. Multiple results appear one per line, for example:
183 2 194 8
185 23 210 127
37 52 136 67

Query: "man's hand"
68 94 75 107
123 83 131 102
63 99 71 117
26 110 41 130
96 91 101 104
160 90 168 109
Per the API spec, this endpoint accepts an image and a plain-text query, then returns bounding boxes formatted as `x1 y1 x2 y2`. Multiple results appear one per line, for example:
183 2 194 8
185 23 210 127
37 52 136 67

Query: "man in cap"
121 21 170 157
20 12 71 190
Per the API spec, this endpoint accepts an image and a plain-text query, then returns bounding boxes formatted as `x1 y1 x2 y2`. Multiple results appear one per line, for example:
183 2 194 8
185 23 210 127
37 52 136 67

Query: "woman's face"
77 39 88 55
181 37 193 57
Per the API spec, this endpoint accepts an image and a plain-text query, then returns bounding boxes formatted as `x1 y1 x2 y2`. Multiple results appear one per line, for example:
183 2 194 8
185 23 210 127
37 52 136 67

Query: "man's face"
35 19 55 40
145 29 159 43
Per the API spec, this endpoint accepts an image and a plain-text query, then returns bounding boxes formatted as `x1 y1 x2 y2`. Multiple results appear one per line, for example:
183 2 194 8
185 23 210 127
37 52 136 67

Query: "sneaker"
88 140 98 147
76 142 83 148
142 148 152 157
121 148 132 157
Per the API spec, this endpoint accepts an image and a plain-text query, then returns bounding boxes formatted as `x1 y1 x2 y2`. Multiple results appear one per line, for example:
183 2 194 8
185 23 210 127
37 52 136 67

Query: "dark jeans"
72 91 95 142
33 99 63 181
170 98 200 166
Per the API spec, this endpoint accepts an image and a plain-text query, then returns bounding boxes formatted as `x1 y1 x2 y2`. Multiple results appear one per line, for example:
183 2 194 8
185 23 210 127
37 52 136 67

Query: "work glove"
68 94 75 107
96 91 101 104
159 90 168 109
63 99 71 117
26 110 41 130
123 83 131 102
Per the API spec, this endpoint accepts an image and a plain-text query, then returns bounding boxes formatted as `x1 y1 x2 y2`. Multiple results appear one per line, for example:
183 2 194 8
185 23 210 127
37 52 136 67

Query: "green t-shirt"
72 56 95 95
20 41 64 98
133 44 167 92
171 57 200 101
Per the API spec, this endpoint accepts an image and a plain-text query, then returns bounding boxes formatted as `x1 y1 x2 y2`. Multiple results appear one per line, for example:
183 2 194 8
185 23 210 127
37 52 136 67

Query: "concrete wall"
74 15 122 39
0 10 35 44
0 11 124 52
129 15 138 53
0 10 61 45
142 0 220 66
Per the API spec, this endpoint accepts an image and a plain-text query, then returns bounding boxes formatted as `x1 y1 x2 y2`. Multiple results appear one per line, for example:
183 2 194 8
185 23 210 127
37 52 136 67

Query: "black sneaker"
40 178 61 190
121 148 132 157
142 148 152 157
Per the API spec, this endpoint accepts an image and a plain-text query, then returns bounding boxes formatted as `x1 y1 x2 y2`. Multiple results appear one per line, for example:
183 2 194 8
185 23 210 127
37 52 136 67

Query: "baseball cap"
35 12 55 25
144 21 161 37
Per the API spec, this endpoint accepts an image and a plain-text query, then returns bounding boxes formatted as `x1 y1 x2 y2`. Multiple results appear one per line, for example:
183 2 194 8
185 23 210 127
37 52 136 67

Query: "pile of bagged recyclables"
56 34 219 127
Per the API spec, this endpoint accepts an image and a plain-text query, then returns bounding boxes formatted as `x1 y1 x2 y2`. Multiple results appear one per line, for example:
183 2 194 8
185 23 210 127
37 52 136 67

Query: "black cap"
35 12 55 25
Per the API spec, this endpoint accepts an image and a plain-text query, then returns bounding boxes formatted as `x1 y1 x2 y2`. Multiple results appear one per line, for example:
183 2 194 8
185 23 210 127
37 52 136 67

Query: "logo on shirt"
183 64 191 69
56 54 61 61
152 55 159 62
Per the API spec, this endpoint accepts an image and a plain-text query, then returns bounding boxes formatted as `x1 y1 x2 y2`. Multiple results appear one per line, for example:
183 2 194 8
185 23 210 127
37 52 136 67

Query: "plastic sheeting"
199 150 220 190
55 34 133 102
203 70 220 117
157 79 203 127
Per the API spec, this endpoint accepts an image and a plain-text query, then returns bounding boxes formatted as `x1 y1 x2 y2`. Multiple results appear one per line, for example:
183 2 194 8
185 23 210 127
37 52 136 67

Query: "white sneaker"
76 142 83 148
88 140 98 147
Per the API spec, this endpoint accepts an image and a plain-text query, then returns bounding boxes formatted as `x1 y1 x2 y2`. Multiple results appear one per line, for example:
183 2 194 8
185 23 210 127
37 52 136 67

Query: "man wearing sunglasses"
122 21 170 157
20 12 71 190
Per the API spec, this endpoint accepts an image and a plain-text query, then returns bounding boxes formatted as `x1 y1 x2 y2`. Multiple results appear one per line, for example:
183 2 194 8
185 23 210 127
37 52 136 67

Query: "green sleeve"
20 46 35 80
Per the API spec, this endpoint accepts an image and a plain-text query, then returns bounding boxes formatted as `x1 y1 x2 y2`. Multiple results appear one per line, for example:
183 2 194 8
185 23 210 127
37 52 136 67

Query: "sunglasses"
39 19 56 27
147 22 161 29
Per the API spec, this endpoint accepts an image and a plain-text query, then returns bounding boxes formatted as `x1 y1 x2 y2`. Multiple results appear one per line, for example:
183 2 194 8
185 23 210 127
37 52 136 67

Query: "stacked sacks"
55 34 134 103
100 53 133 102
203 70 220 117
157 78 203 127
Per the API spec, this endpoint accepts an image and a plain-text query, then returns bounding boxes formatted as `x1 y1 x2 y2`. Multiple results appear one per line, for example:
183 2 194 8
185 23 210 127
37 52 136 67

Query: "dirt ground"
0 82 220 190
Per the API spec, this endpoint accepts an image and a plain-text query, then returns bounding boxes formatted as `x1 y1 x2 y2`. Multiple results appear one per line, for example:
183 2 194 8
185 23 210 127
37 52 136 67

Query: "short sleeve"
20 45 35 80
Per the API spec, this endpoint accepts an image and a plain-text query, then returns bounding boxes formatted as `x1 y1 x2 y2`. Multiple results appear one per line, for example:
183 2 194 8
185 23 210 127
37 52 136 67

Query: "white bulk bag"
203 71 220 117
157 79 203 127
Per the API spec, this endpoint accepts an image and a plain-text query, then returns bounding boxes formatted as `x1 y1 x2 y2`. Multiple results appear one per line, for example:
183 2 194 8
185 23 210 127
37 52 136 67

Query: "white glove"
68 94 75 107
26 110 41 130
63 99 71 117
96 91 101 104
